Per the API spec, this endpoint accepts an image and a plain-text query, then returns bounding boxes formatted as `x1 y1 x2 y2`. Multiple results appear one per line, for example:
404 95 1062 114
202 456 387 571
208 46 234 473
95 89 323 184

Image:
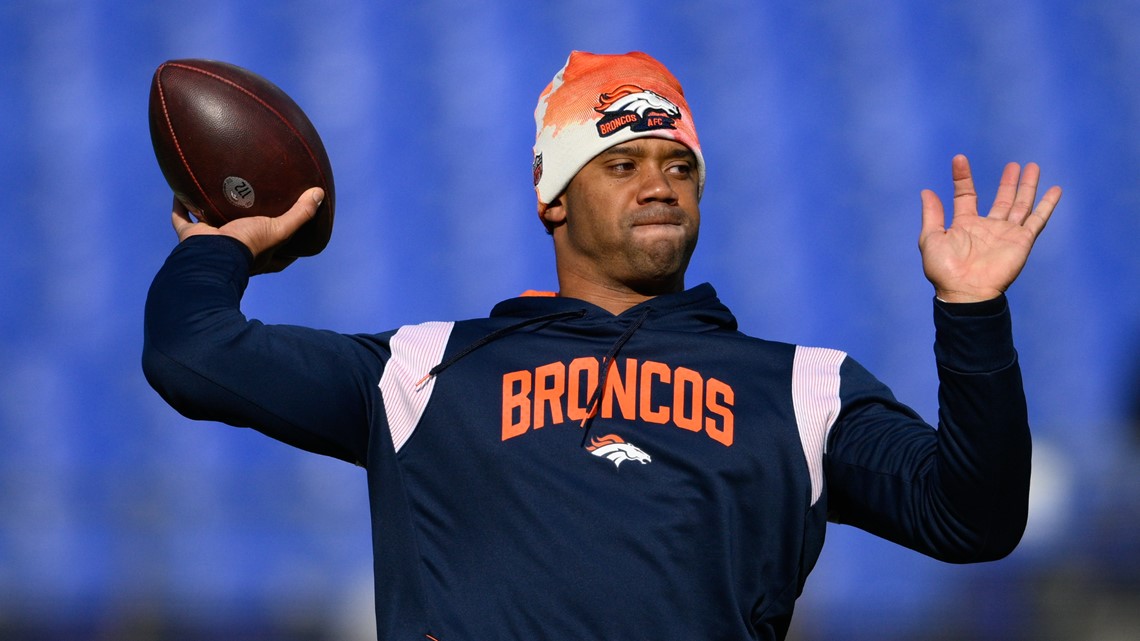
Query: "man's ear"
539 197 566 235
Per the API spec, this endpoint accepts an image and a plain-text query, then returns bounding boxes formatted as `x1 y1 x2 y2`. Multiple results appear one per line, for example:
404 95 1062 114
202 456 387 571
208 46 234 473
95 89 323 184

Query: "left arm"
826 296 1029 562
826 156 1061 561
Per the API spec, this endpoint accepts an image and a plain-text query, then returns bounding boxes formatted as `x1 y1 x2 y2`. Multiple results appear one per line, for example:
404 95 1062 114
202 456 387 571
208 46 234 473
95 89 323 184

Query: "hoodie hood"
488 283 739 334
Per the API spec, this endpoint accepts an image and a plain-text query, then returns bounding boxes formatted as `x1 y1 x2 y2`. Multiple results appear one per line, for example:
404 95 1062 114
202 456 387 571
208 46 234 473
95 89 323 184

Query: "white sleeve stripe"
792 345 846 506
379 321 454 453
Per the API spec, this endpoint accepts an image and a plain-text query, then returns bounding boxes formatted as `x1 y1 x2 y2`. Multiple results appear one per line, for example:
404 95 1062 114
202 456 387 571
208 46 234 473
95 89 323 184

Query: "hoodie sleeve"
823 295 1030 563
142 235 387 465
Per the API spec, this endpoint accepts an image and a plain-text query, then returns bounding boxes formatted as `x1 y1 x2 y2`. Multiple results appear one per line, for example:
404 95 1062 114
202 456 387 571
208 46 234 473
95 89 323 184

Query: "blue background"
1 0 1138 639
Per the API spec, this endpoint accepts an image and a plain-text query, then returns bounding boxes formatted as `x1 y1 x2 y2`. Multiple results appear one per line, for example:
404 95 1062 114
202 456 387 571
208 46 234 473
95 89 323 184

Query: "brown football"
148 59 335 258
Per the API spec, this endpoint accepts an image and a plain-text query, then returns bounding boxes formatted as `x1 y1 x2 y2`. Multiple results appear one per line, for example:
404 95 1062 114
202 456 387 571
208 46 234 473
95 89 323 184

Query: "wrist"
934 293 1007 317
934 288 1003 304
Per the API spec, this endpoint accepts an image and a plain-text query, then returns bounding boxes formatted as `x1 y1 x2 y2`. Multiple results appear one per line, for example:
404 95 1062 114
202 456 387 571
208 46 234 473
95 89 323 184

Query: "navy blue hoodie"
143 235 1030 640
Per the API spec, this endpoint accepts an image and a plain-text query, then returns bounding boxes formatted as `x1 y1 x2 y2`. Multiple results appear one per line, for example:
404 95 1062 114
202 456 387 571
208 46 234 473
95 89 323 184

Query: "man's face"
545 138 701 296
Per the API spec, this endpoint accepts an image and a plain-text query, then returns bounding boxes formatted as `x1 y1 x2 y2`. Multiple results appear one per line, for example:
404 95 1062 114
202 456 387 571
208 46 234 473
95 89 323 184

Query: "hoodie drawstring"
415 309 588 387
579 307 651 445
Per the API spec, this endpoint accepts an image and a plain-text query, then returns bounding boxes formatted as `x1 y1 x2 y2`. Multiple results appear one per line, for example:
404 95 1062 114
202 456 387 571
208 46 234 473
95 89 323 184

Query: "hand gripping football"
148 59 335 258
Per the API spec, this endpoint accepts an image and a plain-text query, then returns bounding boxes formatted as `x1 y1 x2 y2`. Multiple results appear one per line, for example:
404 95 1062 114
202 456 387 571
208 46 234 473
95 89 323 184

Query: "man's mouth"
630 208 686 227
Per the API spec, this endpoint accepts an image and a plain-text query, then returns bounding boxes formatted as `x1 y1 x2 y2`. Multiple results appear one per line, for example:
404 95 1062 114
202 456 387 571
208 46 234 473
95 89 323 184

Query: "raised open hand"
919 155 1061 303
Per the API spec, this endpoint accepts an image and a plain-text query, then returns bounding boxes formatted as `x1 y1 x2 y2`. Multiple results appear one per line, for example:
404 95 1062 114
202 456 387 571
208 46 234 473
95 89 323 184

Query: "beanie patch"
595 85 682 137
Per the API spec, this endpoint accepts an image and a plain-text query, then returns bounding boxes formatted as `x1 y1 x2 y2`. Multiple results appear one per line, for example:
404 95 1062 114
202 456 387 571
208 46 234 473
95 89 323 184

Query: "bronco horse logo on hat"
594 84 682 137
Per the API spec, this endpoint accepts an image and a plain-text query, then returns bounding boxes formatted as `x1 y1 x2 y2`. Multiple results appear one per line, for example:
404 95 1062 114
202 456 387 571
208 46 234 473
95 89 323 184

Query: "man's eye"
668 163 693 176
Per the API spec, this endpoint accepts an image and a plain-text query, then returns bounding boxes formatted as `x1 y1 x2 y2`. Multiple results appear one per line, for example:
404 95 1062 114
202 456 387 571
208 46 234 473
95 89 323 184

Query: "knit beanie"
533 51 705 212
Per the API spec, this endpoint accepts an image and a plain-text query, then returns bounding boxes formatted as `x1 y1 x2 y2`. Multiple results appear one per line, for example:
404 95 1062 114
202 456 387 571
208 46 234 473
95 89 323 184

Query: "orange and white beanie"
532 51 705 213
